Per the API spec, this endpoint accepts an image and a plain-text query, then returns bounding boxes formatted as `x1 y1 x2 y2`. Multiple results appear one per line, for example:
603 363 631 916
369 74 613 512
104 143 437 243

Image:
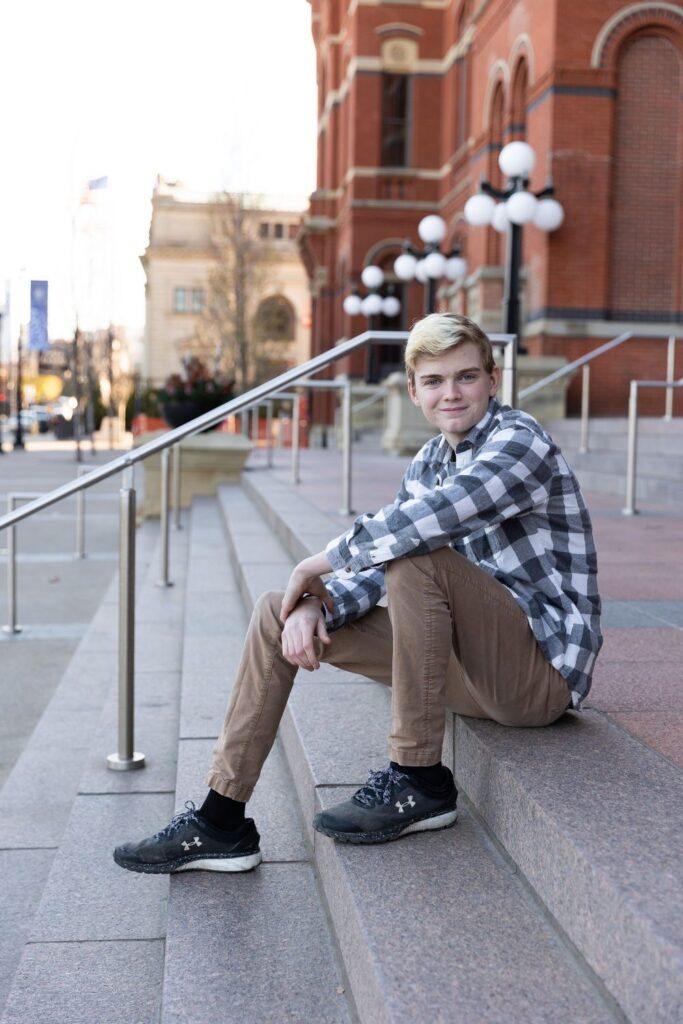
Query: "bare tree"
192 192 276 393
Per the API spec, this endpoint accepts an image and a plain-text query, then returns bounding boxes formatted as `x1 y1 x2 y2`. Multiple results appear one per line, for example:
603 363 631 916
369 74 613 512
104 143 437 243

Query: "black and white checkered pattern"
324 399 602 708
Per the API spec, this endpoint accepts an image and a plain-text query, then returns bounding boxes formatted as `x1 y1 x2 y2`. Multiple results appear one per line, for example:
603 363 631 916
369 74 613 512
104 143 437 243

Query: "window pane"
274 223 284 239
259 222 269 238
192 288 204 313
381 74 409 167
174 288 186 313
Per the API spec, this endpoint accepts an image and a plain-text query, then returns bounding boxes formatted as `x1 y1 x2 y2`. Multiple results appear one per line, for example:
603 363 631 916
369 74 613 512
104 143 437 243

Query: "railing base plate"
107 752 146 772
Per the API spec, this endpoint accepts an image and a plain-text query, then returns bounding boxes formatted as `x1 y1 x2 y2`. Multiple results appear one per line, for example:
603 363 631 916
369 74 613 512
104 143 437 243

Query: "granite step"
160 496 355 1024
218 479 620 1023
238 469 683 1024
0 517 187 1024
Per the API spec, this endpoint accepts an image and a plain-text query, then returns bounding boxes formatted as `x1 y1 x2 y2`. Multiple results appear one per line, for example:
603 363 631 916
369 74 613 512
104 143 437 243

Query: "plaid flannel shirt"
323 398 602 708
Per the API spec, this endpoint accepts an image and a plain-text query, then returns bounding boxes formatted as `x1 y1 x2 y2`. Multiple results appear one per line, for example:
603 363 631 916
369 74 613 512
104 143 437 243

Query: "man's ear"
407 376 421 407
489 366 502 396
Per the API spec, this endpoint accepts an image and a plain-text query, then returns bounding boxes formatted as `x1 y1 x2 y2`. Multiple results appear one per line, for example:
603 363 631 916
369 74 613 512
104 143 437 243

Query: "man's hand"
280 552 334 624
281 596 331 671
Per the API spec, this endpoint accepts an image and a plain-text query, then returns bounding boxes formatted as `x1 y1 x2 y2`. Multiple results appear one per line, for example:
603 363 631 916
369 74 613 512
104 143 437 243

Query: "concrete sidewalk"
248 442 683 773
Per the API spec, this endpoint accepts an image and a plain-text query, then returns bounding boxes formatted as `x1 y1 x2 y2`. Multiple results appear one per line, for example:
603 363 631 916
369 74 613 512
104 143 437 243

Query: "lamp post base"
107 751 146 772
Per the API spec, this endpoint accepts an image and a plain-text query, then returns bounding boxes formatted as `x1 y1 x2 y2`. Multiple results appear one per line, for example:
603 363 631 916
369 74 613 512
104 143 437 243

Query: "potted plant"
157 355 235 430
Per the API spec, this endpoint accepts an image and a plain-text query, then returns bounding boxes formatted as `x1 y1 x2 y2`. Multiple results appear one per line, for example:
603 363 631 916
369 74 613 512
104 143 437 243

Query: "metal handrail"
0 326 517 772
623 377 683 516
518 332 633 401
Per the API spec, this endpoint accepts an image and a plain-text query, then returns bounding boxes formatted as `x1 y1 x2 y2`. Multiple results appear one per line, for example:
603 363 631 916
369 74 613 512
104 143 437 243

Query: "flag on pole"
80 176 109 205
28 280 49 351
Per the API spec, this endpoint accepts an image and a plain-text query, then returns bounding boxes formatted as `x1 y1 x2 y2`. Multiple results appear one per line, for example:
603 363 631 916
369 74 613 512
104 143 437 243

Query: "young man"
114 313 601 874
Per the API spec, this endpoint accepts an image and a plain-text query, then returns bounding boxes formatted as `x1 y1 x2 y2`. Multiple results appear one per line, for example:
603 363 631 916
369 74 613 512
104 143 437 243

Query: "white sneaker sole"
173 851 262 873
400 809 458 836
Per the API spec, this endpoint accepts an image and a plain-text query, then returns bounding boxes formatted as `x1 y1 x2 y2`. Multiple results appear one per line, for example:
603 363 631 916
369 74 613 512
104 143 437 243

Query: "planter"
162 400 230 431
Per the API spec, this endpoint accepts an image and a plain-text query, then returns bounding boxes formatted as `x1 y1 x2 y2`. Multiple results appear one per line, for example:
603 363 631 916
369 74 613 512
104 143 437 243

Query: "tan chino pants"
206 548 571 802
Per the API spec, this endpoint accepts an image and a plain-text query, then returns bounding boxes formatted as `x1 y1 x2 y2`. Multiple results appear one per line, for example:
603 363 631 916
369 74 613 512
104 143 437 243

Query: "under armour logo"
395 795 416 814
181 837 202 851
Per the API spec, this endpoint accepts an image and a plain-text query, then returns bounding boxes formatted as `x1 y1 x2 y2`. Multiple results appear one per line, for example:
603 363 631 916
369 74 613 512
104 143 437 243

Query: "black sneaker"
312 765 458 844
113 801 262 874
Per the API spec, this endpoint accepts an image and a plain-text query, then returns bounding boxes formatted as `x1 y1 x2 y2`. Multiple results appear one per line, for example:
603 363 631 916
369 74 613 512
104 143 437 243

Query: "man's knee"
251 590 285 635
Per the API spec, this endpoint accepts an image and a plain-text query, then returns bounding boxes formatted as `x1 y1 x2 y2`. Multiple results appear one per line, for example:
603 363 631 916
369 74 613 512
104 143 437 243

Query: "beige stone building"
140 178 311 387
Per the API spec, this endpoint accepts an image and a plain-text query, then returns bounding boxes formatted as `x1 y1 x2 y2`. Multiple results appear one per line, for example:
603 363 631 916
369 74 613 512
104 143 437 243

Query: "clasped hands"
279 551 335 672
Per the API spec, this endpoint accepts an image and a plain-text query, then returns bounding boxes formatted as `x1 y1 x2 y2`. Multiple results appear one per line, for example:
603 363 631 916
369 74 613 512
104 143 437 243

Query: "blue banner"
29 280 49 351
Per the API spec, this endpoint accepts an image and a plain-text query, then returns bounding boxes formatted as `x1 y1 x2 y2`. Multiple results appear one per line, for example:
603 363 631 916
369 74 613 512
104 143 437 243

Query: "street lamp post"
393 215 468 315
464 141 564 354
13 327 25 450
343 265 402 382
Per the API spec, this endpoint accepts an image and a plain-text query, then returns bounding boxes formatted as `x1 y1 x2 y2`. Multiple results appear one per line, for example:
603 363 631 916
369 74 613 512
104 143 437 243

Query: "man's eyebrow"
418 366 481 379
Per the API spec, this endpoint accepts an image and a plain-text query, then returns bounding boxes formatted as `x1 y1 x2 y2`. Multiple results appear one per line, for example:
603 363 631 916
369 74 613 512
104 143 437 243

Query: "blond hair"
404 313 495 381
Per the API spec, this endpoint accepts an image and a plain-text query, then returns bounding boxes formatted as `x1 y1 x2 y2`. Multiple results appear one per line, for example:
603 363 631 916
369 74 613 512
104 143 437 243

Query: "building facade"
300 0 683 416
141 179 311 387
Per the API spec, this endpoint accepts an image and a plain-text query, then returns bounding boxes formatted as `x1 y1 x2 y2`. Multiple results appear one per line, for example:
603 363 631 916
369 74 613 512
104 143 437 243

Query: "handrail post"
501 338 517 407
340 378 353 515
3 496 21 634
172 444 182 530
76 466 88 558
266 401 273 468
157 448 173 587
277 410 285 450
108 482 145 770
579 365 590 453
664 335 675 421
623 380 639 516
291 394 301 484
250 406 258 445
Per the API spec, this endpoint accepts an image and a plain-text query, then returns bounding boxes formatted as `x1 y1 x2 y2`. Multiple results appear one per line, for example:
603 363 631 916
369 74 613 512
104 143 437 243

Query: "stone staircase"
2 464 682 1022
546 417 683 506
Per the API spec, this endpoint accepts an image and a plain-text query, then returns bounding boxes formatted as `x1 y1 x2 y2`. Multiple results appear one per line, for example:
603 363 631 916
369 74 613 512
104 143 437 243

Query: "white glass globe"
418 215 447 245
506 190 539 225
343 293 362 317
492 202 510 234
361 293 383 317
533 197 565 232
445 256 467 282
393 252 418 281
498 141 536 179
414 260 429 284
361 265 384 290
381 295 401 318
464 192 496 227
424 251 447 279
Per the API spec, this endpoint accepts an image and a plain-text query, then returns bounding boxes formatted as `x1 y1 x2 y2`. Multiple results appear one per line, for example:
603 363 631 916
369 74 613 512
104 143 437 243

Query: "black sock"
198 789 246 832
390 760 449 789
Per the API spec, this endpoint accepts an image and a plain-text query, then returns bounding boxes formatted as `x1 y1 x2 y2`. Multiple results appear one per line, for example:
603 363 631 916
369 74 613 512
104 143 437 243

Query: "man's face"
408 342 500 447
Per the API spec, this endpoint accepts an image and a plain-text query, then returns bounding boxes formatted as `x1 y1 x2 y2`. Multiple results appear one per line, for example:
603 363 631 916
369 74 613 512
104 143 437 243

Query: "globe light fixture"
393 213 468 314
381 295 401 318
361 265 384 290
361 292 384 317
343 293 363 317
464 142 565 353
418 215 447 245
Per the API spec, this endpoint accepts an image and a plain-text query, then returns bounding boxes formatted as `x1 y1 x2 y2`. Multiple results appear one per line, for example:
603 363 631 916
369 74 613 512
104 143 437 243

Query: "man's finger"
316 616 331 645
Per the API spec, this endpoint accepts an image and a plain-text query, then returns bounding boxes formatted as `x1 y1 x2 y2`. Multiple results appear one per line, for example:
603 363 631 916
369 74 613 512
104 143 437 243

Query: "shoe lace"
156 801 199 839
353 766 408 808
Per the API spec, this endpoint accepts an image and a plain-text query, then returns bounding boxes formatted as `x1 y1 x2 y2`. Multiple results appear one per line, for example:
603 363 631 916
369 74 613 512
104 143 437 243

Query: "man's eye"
424 379 440 386
460 374 478 382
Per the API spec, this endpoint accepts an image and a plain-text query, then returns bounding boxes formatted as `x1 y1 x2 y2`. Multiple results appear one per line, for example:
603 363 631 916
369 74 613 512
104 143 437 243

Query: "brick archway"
592 3 683 68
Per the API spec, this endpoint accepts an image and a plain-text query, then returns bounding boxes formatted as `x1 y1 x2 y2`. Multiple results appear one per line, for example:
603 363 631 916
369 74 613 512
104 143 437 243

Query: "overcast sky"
0 0 318 341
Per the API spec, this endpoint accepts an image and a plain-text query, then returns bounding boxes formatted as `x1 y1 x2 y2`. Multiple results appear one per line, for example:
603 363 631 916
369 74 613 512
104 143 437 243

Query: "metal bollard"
107 483 145 770
157 448 173 587
339 379 353 515
579 365 590 454
291 395 301 484
172 444 182 530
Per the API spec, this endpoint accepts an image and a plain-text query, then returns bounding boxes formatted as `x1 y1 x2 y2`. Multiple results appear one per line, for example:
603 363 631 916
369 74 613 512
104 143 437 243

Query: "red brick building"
299 0 683 416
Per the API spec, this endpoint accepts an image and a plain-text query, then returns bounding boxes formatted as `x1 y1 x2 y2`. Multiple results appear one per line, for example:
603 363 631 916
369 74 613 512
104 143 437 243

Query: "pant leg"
385 548 571 766
206 591 400 801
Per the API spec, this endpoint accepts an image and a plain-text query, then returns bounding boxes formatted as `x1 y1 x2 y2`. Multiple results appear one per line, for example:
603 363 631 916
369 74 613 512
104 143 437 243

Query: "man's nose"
444 377 462 399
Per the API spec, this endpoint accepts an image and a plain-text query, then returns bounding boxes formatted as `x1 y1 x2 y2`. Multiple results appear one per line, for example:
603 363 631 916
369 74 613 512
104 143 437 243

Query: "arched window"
487 80 505 266
455 2 471 151
509 58 528 141
253 295 296 342
609 33 682 319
